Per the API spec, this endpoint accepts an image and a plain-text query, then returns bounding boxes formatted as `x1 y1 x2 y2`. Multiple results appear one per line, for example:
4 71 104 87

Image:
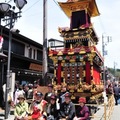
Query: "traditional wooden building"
0 26 54 86
49 0 104 98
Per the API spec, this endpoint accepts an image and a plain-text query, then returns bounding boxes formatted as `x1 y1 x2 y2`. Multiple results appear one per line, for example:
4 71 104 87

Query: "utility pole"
114 62 117 81
43 0 48 85
102 34 112 92
102 34 106 92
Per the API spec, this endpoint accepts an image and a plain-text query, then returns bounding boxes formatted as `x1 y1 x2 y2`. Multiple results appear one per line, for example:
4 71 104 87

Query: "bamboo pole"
104 103 107 120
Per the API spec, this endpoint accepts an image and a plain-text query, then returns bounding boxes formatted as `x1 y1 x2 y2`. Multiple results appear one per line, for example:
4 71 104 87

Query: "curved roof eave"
58 0 100 18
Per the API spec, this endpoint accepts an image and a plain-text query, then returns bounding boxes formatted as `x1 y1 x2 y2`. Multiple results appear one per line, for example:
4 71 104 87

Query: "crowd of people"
0 79 120 120
12 82 91 120
106 80 120 105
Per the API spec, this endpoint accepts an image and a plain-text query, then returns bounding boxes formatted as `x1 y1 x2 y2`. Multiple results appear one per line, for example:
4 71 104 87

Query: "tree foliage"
108 68 120 78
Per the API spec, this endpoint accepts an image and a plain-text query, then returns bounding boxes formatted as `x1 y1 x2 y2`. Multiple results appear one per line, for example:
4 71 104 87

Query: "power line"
23 12 42 18
22 0 66 19
7 0 12 3
23 0 41 13
4 0 12 3
98 16 106 33
53 0 60 8
52 0 67 14
52 0 69 19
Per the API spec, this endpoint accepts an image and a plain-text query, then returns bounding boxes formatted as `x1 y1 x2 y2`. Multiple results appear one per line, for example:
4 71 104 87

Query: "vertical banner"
0 36 4 52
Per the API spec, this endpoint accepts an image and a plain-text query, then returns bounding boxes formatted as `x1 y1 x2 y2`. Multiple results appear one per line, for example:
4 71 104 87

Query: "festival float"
48 0 104 102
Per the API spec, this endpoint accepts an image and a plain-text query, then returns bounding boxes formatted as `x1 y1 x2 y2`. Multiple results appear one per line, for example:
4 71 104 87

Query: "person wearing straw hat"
14 94 29 120
73 97 90 120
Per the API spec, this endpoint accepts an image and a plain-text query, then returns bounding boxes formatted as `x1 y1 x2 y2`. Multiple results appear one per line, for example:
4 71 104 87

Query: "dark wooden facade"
0 26 54 86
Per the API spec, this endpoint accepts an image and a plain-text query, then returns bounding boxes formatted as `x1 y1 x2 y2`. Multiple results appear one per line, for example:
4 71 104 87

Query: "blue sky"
1 0 120 69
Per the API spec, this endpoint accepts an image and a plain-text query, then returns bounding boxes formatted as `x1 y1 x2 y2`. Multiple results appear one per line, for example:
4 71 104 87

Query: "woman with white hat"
14 94 29 120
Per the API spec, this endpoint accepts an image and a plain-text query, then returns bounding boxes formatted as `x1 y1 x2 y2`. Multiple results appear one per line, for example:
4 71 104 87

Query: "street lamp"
0 3 11 12
0 3 11 25
0 0 27 119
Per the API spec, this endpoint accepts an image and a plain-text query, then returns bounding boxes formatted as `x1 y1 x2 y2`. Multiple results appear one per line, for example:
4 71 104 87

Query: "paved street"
93 104 120 120
111 105 120 120
0 109 14 120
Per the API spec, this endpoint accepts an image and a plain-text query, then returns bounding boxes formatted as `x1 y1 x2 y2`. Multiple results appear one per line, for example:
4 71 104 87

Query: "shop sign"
29 63 42 71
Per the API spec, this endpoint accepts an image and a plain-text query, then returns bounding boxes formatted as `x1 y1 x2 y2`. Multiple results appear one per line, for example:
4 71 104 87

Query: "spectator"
23 84 29 99
113 84 120 105
33 84 38 100
27 84 33 99
106 80 114 98
14 85 25 105
58 85 67 105
29 92 48 120
44 84 54 103
74 97 90 120
47 94 60 120
58 92 75 120
14 94 29 120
